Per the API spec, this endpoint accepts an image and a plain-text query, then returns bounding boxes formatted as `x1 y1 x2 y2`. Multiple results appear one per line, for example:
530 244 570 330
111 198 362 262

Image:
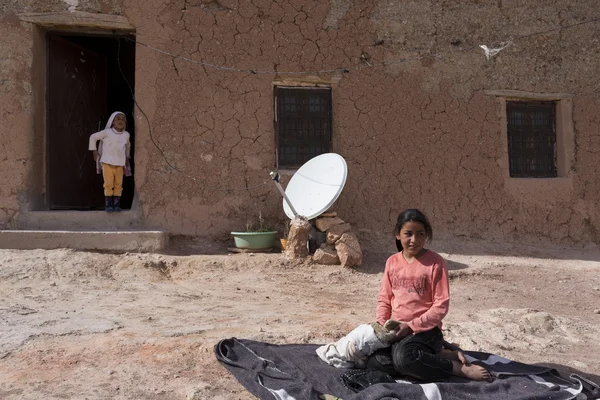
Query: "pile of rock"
312 213 362 268
284 216 312 259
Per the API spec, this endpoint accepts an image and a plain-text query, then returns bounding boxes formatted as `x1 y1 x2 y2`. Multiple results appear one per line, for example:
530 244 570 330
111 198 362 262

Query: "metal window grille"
507 101 557 178
275 87 332 168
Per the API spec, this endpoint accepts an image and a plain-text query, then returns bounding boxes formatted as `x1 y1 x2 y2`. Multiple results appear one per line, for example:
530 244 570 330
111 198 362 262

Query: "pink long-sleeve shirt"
376 250 450 333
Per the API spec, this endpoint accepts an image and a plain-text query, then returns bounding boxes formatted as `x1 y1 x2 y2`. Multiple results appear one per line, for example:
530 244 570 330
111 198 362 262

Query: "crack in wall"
2 0 600 245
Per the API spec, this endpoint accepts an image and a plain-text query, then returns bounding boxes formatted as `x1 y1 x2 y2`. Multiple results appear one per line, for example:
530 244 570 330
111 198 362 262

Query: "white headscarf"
105 111 126 130
96 111 128 174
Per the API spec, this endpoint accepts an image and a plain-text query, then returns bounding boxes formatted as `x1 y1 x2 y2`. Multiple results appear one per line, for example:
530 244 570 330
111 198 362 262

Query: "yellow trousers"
102 163 123 196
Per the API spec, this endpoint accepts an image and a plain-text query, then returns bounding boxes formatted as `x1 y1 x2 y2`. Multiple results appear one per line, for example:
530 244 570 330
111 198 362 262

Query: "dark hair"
394 209 433 252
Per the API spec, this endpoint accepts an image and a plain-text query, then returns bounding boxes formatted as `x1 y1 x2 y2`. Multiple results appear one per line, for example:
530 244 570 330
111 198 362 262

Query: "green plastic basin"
230 231 278 249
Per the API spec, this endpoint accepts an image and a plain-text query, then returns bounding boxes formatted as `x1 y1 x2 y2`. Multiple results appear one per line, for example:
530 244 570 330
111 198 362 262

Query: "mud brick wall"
1 0 599 246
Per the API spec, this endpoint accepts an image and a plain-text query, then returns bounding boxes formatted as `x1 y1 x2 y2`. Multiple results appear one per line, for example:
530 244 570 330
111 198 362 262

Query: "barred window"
507 101 557 178
275 87 332 168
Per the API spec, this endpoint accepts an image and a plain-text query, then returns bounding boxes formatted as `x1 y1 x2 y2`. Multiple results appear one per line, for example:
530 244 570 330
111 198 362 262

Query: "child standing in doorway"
366 209 490 381
88 111 131 212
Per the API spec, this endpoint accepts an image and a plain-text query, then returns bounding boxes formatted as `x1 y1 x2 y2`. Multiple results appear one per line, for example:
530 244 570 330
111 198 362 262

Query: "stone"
519 312 556 334
285 216 311 259
320 211 337 217
313 244 340 265
187 389 202 400
308 225 327 253
315 216 345 232
326 223 352 244
335 232 362 268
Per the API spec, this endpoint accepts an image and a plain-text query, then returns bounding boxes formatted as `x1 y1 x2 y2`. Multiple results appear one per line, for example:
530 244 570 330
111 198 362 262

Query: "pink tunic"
376 250 450 333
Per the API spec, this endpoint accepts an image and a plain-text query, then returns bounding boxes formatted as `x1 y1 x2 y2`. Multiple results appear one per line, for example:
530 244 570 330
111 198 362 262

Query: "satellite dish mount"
269 171 298 218
269 153 348 259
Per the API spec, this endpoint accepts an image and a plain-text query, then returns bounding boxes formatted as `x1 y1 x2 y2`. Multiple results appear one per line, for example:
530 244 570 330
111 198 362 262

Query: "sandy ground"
1 235 600 399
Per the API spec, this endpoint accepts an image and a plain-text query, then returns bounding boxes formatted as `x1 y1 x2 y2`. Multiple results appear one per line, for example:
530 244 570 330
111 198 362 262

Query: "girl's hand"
395 323 413 339
457 351 471 366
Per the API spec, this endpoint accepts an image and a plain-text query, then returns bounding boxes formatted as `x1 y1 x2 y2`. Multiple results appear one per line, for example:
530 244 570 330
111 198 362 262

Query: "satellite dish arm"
270 171 298 218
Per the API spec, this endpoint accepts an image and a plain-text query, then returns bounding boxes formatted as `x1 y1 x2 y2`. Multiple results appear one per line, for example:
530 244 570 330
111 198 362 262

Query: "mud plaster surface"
1 0 600 245
0 238 599 399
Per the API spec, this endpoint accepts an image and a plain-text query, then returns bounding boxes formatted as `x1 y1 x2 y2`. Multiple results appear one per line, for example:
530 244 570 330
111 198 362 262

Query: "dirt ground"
1 235 599 399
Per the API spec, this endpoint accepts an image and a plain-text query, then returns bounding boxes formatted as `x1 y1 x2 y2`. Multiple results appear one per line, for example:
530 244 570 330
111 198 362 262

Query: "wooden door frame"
18 12 135 211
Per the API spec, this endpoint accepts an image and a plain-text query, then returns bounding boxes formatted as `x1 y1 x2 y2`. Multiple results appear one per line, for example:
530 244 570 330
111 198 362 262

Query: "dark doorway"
47 33 135 210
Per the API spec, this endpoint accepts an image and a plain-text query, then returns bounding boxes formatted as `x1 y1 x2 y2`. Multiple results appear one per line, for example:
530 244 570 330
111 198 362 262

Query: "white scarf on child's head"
96 111 128 174
105 111 126 130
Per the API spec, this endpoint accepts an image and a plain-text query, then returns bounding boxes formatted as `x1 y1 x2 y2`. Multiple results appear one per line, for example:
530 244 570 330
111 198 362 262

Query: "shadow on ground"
166 235 237 255
356 249 470 275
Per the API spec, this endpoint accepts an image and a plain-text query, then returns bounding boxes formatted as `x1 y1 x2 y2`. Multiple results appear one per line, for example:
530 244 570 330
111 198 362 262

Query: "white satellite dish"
271 153 347 220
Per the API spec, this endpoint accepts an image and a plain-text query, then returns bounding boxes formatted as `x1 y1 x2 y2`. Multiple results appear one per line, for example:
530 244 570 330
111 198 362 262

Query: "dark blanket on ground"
215 338 600 400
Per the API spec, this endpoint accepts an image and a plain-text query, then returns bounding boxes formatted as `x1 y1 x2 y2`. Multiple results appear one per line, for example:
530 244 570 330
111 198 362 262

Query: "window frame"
274 86 333 169
506 100 558 178
485 90 574 180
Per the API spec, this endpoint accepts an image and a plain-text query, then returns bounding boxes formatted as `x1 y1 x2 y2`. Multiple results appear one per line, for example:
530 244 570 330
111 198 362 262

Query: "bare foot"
452 361 492 381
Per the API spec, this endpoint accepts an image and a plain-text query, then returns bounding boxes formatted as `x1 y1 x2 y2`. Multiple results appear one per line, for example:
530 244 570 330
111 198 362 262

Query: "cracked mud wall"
0 0 125 226
0 11 30 228
127 0 600 245
1 0 599 246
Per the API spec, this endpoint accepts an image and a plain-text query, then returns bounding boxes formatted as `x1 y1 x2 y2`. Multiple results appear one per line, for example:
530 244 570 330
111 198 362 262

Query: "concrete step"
15 210 144 231
0 230 168 252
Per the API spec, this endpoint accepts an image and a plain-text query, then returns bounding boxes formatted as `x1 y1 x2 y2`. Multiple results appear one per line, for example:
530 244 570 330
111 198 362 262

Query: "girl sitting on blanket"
366 209 491 381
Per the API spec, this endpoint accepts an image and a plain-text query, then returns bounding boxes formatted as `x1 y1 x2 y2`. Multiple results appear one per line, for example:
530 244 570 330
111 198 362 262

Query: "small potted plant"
230 212 278 250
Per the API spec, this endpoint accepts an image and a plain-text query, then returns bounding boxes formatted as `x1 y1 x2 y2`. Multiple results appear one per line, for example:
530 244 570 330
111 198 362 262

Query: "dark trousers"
366 327 453 381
